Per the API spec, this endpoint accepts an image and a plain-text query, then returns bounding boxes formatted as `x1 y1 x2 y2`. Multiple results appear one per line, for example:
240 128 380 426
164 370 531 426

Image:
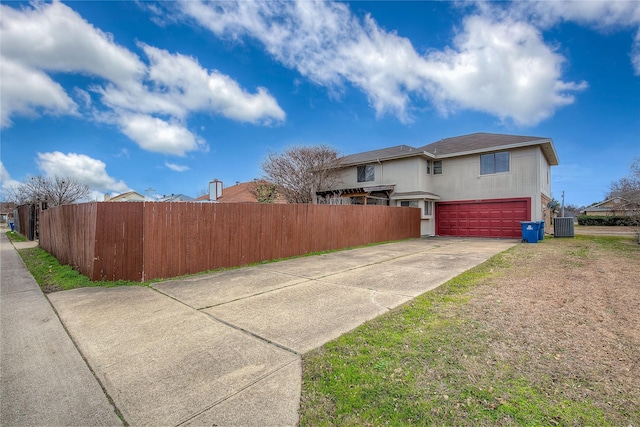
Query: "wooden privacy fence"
14 204 40 240
39 202 420 282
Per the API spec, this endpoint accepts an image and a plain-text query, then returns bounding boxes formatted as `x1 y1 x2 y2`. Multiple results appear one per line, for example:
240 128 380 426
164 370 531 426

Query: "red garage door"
436 198 531 238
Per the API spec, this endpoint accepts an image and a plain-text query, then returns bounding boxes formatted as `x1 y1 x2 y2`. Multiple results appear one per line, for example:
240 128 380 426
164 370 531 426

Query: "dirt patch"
460 236 640 423
573 225 638 236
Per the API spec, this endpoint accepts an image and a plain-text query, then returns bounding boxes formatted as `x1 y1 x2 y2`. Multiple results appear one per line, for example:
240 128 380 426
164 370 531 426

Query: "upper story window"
357 164 375 182
480 151 509 175
433 161 442 175
426 160 431 174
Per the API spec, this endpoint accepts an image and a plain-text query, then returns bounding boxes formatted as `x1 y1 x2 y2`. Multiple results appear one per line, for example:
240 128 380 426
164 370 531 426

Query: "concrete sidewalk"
46 237 516 426
0 233 121 426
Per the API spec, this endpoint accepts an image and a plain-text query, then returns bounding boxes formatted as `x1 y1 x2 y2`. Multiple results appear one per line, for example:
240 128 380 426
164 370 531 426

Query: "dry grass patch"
459 236 639 423
301 235 640 426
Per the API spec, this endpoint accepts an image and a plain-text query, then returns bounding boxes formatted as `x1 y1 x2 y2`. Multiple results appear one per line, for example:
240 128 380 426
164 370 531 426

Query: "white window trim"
433 160 443 175
357 164 375 183
398 199 434 219
423 200 434 218
480 151 510 175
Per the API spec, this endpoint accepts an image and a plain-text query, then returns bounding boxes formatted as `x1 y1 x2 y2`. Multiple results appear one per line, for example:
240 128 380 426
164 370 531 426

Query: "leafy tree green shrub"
254 182 279 204
577 215 640 226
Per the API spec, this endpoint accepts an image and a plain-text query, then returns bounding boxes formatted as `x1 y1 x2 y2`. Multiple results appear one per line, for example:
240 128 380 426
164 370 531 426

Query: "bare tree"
563 204 583 218
608 157 640 199
195 188 209 198
261 145 341 203
4 176 91 207
607 157 640 242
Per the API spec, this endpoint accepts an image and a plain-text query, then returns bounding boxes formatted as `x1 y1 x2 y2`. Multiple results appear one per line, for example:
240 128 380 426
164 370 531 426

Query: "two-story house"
317 133 558 238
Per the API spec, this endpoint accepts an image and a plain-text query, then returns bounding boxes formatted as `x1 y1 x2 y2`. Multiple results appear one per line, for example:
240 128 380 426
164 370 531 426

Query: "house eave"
430 139 559 166
338 151 433 167
390 191 441 201
317 185 395 197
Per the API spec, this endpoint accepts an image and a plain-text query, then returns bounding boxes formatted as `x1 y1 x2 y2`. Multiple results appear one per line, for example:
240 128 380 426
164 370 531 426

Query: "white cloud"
164 162 190 172
420 16 588 125
100 44 285 124
178 0 587 125
0 1 144 87
117 114 204 157
0 161 21 195
0 56 78 128
36 152 129 193
512 1 640 29
498 1 640 75
1 1 285 154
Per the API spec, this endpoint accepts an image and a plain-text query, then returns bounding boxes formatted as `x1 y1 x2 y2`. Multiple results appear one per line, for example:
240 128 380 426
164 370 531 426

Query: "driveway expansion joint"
194 279 313 310
44 293 127 426
28 237 517 426
202 311 301 356
175 358 300 426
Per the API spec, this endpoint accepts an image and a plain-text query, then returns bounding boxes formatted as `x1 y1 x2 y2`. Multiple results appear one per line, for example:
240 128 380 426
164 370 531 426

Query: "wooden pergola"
317 185 395 205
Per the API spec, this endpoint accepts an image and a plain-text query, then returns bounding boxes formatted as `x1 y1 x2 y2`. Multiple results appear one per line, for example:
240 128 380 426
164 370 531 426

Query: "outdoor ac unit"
554 217 575 238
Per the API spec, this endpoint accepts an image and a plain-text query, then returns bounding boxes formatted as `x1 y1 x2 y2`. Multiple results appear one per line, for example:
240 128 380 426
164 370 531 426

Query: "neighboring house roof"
107 191 145 202
157 194 194 202
196 181 287 203
612 190 640 204
0 202 16 215
419 133 559 166
582 194 640 213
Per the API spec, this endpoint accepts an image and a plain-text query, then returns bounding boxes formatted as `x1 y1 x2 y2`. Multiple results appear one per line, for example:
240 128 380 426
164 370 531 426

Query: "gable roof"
107 191 144 202
588 191 640 209
338 145 428 166
420 133 558 166
337 133 559 167
157 194 194 202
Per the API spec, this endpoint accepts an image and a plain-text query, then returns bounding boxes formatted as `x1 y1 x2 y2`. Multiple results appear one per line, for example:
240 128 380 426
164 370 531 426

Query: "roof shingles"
419 133 550 155
337 133 558 167
338 145 423 166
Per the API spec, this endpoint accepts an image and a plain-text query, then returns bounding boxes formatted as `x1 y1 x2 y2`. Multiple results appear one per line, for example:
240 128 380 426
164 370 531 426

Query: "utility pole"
561 191 565 217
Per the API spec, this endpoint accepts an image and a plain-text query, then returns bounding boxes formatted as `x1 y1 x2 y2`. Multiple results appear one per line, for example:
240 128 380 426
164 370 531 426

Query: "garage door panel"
436 198 530 239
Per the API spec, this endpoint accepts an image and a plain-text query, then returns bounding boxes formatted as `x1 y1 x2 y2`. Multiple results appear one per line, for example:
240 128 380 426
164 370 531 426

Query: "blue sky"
1 0 639 207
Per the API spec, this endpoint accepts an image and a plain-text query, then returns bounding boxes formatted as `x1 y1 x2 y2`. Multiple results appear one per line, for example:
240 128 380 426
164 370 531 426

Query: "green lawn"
6 230 143 292
5 229 27 242
300 236 640 426
6 231 400 292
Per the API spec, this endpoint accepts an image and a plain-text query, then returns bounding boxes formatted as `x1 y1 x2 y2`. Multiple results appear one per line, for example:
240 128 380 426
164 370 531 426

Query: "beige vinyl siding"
380 157 423 192
539 148 551 198
431 146 540 202
326 144 552 225
537 148 551 222
330 157 424 192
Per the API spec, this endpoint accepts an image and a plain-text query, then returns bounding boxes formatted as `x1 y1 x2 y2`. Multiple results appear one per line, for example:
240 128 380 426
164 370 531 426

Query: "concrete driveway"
48 237 517 426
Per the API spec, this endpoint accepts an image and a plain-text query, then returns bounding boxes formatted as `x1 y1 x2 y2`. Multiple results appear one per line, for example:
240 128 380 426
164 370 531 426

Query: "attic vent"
554 217 574 238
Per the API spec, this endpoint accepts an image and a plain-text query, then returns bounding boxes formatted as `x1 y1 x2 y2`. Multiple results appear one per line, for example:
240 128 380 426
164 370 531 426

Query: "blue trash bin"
537 220 545 241
520 221 539 243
